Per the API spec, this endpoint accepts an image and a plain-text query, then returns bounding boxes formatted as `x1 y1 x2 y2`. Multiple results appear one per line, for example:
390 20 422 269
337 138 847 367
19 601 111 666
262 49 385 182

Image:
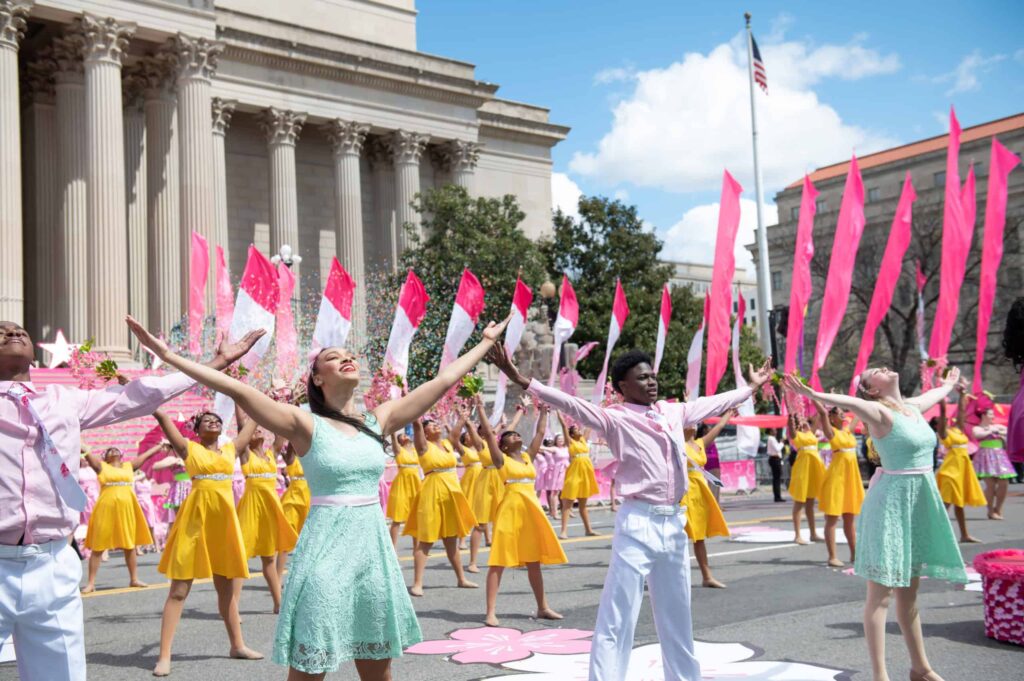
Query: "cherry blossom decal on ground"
731 525 847 544
406 626 592 664
964 566 983 592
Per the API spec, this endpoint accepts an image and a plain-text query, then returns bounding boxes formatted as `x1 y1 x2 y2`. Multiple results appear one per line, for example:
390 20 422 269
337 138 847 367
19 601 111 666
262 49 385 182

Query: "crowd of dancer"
1 296 1023 681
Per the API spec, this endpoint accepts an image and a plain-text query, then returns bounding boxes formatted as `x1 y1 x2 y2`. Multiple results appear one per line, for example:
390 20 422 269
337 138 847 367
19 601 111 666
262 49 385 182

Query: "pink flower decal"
406 626 593 665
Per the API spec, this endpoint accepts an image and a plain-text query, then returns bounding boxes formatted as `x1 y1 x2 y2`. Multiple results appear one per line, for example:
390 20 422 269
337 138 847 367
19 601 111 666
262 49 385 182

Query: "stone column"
81 13 135 361
387 130 428 254
259 107 305 282
440 139 481 193
367 137 397 273
211 97 235 273
122 64 147 345
21 46 57 342
323 119 369 347
53 26 89 340
141 52 180 334
0 0 31 324
171 34 222 308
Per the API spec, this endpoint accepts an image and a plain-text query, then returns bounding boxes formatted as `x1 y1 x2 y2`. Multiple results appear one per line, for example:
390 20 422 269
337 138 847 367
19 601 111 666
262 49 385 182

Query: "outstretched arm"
557 411 572 443
507 402 525 433
783 375 890 435
449 410 468 455
131 442 166 471
700 408 736 448
680 360 772 427
527 403 550 457
907 367 961 413
476 397 504 469
954 381 969 433
81 446 103 473
814 400 835 440
412 419 428 456
154 408 190 458
233 407 260 464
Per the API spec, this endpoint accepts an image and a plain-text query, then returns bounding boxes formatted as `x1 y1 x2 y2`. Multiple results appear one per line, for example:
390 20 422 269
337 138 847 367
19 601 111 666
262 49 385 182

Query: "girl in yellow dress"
152 407 263 676
404 416 479 596
477 398 566 626
682 409 734 588
558 413 599 539
450 414 480 551
237 423 298 614
468 406 522 572
80 443 165 592
935 382 985 542
276 441 310 575
386 429 422 548
786 405 825 544
815 401 865 567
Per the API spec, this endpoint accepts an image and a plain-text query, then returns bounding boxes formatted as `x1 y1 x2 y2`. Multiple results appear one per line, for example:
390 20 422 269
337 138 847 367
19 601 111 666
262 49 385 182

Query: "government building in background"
748 113 1024 395
3 0 568 361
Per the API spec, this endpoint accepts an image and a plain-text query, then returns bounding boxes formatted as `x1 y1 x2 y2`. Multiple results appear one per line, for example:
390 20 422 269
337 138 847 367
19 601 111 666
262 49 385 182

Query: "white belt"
0 538 68 559
505 478 533 485
427 467 456 475
833 448 856 454
398 464 420 469
310 494 379 507
868 466 932 489
624 498 682 516
193 473 231 481
797 447 818 454
290 475 306 481
246 473 277 479
102 482 133 487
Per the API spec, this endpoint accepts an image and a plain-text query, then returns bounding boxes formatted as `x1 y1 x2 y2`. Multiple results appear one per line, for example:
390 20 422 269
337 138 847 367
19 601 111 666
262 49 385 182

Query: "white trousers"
589 500 699 681
0 539 85 681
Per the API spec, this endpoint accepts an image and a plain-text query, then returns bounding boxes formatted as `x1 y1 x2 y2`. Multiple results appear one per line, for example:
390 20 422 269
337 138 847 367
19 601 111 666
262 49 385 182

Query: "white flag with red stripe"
384 270 429 390
440 269 486 369
653 283 672 374
490 278 533 425
548 275 579 385
592 280 630 403
731 290 759 455
685 297 709 400
312 257 356 351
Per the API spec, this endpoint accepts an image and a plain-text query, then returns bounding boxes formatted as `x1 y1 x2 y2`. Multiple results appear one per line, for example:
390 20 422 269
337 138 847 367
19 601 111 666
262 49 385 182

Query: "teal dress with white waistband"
854 407 967 587
273 414 422 673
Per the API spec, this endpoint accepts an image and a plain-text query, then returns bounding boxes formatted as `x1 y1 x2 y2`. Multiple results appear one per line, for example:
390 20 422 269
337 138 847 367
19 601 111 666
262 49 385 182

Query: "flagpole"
745 12 773 357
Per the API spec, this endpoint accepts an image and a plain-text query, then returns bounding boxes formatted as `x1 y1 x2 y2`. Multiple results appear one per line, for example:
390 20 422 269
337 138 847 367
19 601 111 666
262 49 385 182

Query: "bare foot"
989 512 1004 521
910 668 946 681
558 533 569 540
585 531 600 537
827 558 844 568
130 580 148 588
537 607 563 620
810 535 824 543
961 535 983 543
702 578 727 589
152 660 171 677
458 579 479 589
273 605 280 615
80 585 96 594
408 586 424 597
794 537 810 545
466 564 480 574
484 614 500 627
229 647 264 661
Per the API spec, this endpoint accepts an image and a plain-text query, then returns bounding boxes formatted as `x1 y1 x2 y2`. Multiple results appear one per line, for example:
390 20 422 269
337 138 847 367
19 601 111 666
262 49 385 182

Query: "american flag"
751 34 767 93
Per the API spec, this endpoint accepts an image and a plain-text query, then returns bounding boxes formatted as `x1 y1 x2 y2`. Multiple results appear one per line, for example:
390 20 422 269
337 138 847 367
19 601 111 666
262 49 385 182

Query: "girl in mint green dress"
784 368 966 681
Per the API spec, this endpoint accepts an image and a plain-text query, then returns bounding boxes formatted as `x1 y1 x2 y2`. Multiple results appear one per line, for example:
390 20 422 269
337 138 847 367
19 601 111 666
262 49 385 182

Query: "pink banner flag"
654 283 672 374
811 155 865 390
549 275 579 385
929 107 969 360
441 269 487 369
973 140 1021 391
312 257 356 351
384 270 430 389
275 262 298 380
188 231 210 356
592 280 630 403
214 246 234 344
785 176 818 374
849 173 917 394
915 260 928 360
685 298 708 401
490 278 534 425
705 170 743 396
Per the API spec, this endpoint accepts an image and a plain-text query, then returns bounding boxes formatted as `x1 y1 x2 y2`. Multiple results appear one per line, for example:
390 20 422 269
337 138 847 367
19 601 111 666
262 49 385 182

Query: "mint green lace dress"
854 407 967 587
272 414 422 673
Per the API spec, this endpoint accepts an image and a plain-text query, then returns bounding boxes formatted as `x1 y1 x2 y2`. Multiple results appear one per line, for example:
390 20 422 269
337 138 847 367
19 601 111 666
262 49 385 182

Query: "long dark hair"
1003 297 1024 373
307 351 387 448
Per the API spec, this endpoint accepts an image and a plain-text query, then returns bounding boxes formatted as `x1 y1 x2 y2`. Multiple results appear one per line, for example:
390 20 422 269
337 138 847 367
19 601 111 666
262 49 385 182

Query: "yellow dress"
788 430 825 502
936 427 987 507
489 454 568 567
159 441 249 580
680 440 729 541
459 445 483 501
237 451 298 558
471 444 505 523
281 457 311 534
85 461 154 551
403 440 477 542
561 437 599 500
819 428 865 516
386 445 423 523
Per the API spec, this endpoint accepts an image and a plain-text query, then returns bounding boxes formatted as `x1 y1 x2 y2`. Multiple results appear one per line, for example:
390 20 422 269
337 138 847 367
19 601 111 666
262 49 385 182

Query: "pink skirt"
975 447 1016 479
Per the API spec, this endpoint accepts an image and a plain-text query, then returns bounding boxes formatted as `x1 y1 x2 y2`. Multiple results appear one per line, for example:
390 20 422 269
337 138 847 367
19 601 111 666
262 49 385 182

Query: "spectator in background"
766 428 785 502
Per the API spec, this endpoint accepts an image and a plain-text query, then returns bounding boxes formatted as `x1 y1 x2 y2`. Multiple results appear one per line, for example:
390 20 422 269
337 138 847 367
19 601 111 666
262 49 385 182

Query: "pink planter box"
973 549 1024 646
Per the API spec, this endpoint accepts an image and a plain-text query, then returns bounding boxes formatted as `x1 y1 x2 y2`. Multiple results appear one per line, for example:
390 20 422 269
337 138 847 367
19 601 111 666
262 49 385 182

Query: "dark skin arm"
154 408 190 459
131 442 165 471
814 400 835 441
476 395 504 469
699 408 736 448
954 380 970 433
412 419 428 456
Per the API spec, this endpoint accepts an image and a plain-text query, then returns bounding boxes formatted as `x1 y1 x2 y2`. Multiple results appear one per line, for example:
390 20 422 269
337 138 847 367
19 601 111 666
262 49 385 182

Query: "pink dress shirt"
0 373 195 545
527 379 752 506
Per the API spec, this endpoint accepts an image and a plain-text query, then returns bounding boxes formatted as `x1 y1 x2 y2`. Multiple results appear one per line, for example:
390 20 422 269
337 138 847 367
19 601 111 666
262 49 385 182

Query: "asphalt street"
3 487 1021 680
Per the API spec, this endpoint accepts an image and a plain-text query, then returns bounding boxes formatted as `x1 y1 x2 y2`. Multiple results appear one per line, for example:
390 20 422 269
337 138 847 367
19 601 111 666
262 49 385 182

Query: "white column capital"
260 107 306 147
437 139 482 173
121 61 147 111
76 13 135 66
0 0 31 51
139 52 177 100
323 119 370 157
52 30 86 83
387 129 429 165
365 135 393 170
211 97 235 136
22 45 56 104
169 33 222 82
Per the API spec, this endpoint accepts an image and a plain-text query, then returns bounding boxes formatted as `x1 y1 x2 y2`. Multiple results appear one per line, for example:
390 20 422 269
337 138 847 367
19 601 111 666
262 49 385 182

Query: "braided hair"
307 349 387 449
1003 297 1024 373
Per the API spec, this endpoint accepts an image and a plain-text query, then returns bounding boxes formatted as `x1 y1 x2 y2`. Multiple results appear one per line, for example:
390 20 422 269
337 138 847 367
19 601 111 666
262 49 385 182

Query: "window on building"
815 199 826 213
867 187 881 203
732 301 738 313
934 171 946 187
974 162 985 176
771 271 782 291
790 206 800 220
750 298 756 311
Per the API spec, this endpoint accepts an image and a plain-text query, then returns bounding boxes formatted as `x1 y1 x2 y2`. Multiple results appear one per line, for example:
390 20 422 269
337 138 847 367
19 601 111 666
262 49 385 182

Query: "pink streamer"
214 246 234 344
705 170 743 396
275 263 298 380
849 173 917 394
973 140 1021 391
187 231 209 356
811 155 865 390
785 176 818 374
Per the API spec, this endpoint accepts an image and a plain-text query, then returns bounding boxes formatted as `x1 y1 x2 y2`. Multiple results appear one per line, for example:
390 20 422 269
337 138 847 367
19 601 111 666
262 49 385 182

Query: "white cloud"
593 66 637 85
613 189 630 201
572 34 900 193
551 172 583 221
932 50 1007 95
660 198 778 272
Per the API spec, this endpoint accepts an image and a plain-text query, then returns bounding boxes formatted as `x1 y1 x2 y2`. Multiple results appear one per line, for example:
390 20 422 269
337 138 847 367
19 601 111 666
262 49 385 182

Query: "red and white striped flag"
490 278 533 425
731 291 760 455
188 231 209 356
549 275 579 385
214 246 234 344
276 263 298 381
312 257 356 351
384 270 429 391
686 297 709 400
592 280 630 403
751 33 767 93
653 283 672 374
440 269 486 369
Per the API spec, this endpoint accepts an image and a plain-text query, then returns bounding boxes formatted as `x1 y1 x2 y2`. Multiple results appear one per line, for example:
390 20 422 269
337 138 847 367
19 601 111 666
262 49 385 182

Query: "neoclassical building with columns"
1 0 568 362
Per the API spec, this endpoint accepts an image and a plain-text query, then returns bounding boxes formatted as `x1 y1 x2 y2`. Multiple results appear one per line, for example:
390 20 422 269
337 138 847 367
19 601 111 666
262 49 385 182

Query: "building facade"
4 0 568 361
662 259 759 328
747 114 1024 394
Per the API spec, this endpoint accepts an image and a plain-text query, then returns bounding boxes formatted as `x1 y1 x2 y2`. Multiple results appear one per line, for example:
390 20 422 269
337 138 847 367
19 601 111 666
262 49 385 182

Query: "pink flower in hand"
406 626 592 665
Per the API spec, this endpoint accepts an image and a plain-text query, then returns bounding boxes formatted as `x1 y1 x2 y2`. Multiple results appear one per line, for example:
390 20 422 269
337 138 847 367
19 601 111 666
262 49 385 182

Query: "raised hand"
747 358 774 390
486 344 528 388
481 313 513 344
783 374 815 399
214 329 266 367
126 315 171 359
941 366 962 388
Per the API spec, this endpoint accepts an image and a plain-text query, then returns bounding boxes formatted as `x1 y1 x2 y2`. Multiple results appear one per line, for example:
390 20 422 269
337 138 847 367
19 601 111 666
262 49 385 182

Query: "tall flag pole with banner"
384 270 430 397
785 176 817 374
705 170 743 396
745 12 773 356
440 269 486 369
592 280 630 403
490 278 533 425
653 283 672 374
548 275 579 385
312 257 356 351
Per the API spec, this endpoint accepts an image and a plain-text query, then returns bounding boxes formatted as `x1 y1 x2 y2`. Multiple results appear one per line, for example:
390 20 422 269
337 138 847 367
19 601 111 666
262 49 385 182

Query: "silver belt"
193 473 231 481
102 482 133 487
571 453 590 459
833 448 856 454
428 467 456 475
797 447 818 454
246 473 277 479
290 475 306 481
505 478 533 485
398 464 420 469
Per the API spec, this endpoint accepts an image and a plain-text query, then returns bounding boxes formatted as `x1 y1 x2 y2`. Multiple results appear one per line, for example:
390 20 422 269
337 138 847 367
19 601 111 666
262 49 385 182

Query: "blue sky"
418 0 1023 270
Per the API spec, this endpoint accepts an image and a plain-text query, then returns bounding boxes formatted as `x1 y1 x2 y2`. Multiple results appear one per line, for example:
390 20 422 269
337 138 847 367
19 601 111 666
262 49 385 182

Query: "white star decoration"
38 330 79 369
